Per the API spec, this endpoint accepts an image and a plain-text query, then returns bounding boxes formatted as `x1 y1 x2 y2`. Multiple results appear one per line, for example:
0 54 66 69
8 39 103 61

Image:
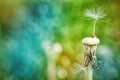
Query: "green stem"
84 65 93 80
92 20 97 37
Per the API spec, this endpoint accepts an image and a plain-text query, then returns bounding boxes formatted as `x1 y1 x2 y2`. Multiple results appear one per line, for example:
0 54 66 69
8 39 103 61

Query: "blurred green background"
0 0 120 80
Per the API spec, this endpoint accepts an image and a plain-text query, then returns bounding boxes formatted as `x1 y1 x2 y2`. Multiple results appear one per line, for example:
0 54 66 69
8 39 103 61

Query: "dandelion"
82 37 100 69
42 41 63 80
81 7 106 80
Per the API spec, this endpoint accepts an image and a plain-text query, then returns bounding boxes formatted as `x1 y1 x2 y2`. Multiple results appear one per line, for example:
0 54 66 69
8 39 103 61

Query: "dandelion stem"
84 65 93 80
92 20 97 37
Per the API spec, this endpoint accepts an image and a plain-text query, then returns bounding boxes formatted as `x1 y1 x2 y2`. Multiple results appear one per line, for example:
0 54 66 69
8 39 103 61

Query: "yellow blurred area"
60 55 71 67
0 0 25 23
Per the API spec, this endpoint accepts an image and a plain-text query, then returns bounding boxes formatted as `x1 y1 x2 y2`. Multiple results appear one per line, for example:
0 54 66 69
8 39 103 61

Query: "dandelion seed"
84 7 106 20
84 7 106 37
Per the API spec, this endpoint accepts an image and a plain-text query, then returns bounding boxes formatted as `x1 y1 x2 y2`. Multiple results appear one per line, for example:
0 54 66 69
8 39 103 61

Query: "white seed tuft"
84 8 106 20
